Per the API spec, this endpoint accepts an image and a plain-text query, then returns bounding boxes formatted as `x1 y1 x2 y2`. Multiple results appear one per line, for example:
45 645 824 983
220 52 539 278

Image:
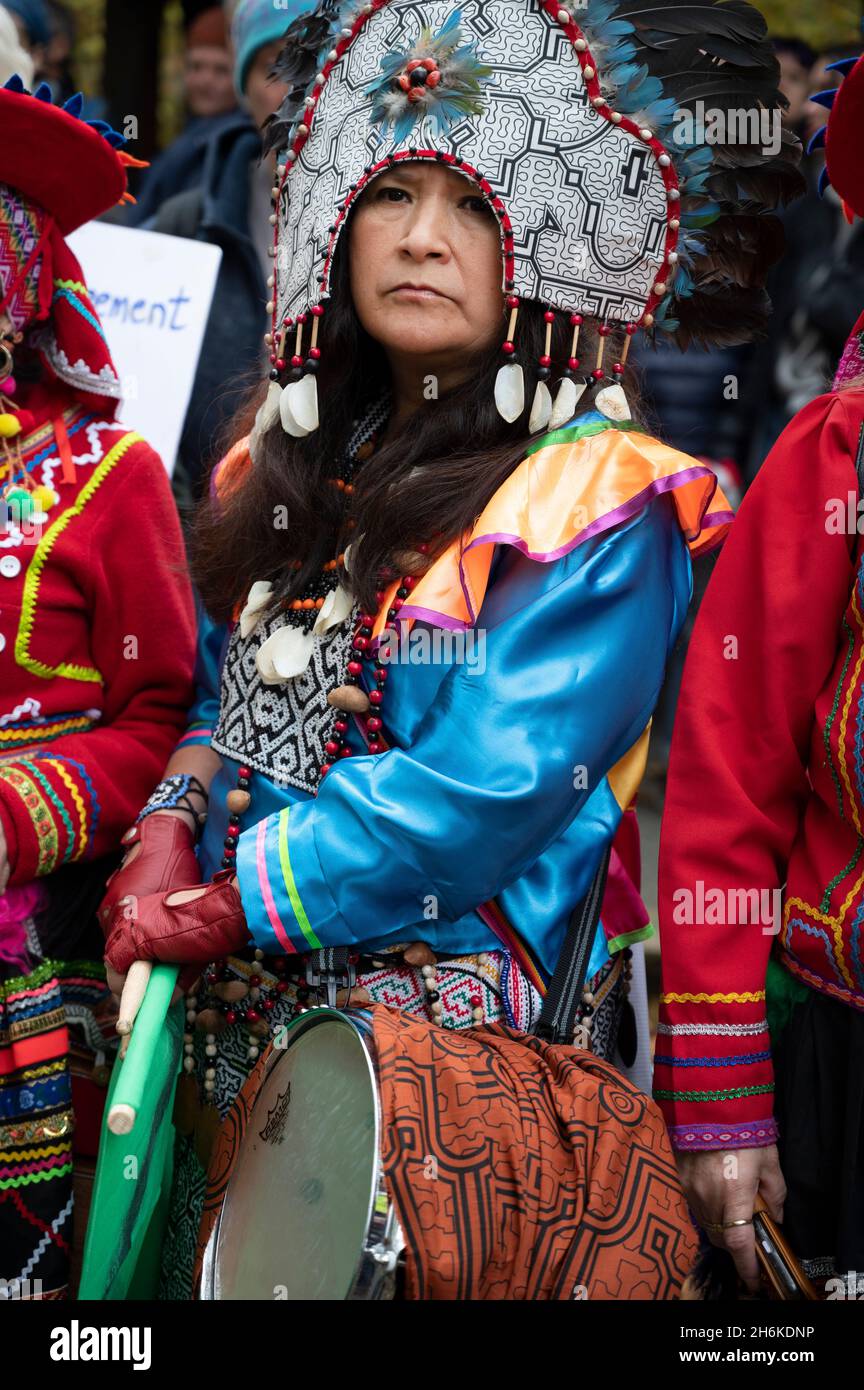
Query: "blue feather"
807 125 827 154
63 92 84 117
826 55 859 76
33 82 52 102
620 75 663 110
3 73 26 92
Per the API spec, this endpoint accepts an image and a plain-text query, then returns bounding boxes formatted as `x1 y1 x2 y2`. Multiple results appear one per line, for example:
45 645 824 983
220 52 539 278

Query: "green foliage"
757 0 860 49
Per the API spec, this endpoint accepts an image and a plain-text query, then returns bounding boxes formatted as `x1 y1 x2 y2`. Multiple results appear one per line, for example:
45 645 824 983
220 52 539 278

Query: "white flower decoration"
239 581 274 638
312 583 353 635
255 625 316 685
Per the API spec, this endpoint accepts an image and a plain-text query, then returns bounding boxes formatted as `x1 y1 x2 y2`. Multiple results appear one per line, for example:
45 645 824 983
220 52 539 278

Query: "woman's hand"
99 812 201 935
676 1145 787 1292
105 870 250 976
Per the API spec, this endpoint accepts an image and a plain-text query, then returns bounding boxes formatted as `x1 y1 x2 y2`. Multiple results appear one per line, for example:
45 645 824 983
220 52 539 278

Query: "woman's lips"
389 285 448 300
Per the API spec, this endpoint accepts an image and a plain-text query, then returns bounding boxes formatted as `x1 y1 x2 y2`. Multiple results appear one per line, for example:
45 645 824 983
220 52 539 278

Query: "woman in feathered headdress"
103 0 799 1299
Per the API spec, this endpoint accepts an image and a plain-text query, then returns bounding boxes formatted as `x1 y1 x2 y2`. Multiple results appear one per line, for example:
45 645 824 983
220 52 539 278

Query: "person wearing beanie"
145 0 311 514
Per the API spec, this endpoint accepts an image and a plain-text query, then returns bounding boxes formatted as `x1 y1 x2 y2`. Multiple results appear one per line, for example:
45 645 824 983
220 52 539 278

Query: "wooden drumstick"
116 960 152 1061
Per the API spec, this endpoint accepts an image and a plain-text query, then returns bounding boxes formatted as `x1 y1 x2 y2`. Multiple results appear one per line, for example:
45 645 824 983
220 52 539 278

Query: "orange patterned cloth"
372 1005 698 1300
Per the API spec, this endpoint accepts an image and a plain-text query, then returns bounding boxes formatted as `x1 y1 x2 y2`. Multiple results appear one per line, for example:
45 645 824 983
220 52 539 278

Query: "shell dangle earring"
594 323 635 423
280 314 310 437
493 293 525 423
528 307 555 433
549 312 587 429
283 305 323 437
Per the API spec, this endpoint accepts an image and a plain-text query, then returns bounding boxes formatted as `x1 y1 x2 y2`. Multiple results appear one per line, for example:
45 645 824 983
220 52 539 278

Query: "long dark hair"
190 239 645 621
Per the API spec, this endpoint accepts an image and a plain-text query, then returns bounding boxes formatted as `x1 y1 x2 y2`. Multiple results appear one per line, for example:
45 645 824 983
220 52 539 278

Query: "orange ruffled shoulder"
211 420 731 639
371 419 732 637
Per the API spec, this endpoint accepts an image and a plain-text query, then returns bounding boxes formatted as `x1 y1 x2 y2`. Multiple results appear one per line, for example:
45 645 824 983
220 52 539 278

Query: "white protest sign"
67 221 222 475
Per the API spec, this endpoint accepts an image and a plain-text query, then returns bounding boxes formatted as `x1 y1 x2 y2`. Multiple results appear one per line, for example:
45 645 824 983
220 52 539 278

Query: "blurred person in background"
773 35 815 138
146 0 309 515
740 37 864 482
3 0 48 67
0 2 33 85
131 6 241 226
38 1 75 103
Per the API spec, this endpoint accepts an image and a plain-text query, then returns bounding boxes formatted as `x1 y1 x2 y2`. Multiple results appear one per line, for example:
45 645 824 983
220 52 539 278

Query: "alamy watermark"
672 101 781 158
671 880 782 935
377 620 486 674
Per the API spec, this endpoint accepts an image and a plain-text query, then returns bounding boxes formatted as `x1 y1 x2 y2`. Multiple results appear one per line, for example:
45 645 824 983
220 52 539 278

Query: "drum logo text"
259 1084 291 1145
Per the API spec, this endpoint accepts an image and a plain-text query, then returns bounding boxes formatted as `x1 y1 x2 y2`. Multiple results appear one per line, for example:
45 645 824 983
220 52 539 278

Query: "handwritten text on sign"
68 221 222 475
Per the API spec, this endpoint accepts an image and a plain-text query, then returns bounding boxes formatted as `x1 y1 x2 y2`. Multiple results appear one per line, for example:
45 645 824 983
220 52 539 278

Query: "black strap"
532 844 611 1045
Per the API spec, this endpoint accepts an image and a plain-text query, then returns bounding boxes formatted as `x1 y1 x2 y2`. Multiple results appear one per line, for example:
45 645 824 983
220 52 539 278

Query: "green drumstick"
108 962 180 1135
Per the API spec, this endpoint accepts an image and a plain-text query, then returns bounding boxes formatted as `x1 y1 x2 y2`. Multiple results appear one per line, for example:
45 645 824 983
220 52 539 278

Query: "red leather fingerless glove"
105 871 250 976
99 813 201 936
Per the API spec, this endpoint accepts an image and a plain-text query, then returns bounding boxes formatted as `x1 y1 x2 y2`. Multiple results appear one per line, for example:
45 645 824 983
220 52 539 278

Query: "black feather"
261 0 342 156
608 0 802 349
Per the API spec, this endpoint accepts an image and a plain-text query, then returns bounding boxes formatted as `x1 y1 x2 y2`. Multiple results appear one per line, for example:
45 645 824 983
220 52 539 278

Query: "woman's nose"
399 195 452 259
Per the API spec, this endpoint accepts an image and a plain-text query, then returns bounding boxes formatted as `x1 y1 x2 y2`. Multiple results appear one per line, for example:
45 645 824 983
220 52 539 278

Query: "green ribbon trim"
606 923 655 953
524 418 647 457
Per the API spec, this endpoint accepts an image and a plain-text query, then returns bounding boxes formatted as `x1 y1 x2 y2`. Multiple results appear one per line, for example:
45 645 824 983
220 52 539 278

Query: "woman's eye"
376 185 409 202
462 196 493 216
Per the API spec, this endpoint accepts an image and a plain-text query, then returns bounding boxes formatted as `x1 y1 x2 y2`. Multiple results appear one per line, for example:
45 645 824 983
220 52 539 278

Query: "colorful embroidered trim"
668 1118 779 1151
0 1107 73 1148
653 1050 772 1068
0 764 59 873
15 758 75 864
779 949 864 1013
14 431 144 683
52 280 107 340
44 753 100 850
653 1083 774 1102
43 759 88 858
660 990 766 1004
656 1019 769 1037
0 714 94 747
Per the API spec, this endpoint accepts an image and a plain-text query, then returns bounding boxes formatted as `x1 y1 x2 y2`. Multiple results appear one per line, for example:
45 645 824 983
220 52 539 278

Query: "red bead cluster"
220 765 251 871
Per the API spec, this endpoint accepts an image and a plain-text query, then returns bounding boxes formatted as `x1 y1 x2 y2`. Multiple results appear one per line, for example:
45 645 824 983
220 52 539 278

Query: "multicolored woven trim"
668 1117 779 1152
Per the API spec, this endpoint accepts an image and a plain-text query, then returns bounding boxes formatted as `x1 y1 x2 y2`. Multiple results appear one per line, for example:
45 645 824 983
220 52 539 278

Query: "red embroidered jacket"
655 388 864 1151
0 383 195 884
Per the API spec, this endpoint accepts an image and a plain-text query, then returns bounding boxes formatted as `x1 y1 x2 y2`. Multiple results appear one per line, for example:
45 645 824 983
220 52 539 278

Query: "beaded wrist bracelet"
137 773 209 834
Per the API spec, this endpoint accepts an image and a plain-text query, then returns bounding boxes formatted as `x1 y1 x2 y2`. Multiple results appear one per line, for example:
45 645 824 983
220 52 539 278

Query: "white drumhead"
211 1013 379 1300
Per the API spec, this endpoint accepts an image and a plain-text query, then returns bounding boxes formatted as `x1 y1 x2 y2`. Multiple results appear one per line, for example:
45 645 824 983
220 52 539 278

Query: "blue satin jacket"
186 443 692 981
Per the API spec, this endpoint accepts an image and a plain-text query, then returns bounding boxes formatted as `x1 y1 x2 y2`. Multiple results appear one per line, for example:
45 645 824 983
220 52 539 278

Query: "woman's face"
348 161 504 376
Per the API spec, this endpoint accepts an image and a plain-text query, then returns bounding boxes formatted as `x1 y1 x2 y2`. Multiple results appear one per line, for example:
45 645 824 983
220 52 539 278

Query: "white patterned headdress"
261 0 800 437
